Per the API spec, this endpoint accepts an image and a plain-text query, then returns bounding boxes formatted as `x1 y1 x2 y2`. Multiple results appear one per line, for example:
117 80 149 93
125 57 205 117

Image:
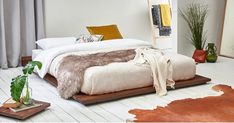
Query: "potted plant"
11 61 42 105
179 3 208 63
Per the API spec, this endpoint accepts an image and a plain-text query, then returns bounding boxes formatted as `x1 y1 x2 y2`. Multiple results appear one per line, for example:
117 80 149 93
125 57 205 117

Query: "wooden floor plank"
98 101 134 121
119 98 145 109
88 105 123 122
62 100 108 122
32 86 92 122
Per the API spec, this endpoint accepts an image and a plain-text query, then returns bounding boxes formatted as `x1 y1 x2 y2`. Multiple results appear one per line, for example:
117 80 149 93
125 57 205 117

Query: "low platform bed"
44 74 211 105
33 39 211 105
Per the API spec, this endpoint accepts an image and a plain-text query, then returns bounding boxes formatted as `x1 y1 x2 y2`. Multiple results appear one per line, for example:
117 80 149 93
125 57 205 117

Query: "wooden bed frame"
44 74 211 105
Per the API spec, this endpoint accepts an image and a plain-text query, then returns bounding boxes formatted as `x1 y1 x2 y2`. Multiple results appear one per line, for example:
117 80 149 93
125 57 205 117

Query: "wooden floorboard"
0 57 234 122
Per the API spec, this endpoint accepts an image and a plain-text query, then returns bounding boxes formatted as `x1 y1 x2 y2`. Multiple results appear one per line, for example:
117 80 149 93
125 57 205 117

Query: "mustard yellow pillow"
87 24 123 40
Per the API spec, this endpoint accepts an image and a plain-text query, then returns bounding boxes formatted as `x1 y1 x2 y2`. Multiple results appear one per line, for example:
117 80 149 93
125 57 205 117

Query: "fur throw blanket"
56 49 136 99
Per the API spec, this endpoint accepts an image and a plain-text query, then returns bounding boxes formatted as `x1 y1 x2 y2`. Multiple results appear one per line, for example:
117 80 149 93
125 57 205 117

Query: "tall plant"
179 3 208 50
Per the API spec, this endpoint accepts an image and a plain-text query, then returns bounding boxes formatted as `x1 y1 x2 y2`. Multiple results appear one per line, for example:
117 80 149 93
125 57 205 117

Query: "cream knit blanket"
131 48 175 96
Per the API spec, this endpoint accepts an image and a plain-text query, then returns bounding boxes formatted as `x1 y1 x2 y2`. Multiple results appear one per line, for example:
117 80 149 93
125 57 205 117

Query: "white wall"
44 0 178 52
45 0 225 55
178 0 225 56
44 0 152 42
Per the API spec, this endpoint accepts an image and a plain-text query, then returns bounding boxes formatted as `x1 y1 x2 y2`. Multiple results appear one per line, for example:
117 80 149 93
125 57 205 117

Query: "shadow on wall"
178 0 225 57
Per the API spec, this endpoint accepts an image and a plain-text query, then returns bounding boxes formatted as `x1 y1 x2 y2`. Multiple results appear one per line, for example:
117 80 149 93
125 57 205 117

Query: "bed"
34 38 211 105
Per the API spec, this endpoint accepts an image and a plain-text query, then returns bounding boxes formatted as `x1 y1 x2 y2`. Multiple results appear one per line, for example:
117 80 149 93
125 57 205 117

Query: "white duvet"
34 39 152 78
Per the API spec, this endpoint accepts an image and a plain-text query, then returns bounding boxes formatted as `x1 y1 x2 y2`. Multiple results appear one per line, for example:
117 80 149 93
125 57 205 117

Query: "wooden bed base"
44 74 211 105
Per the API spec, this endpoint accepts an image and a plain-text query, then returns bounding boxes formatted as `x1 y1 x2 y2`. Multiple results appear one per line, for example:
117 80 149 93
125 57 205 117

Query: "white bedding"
32 49 43 59
34 39 152 78
34 38 196 95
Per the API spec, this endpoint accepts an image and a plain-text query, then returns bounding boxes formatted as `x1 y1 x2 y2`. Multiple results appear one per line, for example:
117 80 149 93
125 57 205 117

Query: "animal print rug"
129 84 234 122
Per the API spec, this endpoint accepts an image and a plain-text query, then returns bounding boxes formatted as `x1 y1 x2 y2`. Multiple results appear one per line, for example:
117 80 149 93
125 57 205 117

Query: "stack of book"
2 98 42 112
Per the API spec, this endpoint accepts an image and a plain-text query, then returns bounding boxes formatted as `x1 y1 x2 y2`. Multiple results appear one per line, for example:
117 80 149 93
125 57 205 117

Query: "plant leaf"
179 3 208 50
10 75 27 102
23 61 42 75
30 61 42 70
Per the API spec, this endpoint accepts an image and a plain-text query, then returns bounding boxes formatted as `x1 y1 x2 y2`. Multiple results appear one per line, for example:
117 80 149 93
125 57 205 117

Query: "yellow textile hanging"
160 4 171 26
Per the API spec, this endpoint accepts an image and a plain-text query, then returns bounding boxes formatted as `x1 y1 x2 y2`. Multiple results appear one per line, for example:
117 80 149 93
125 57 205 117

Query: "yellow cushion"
87 24 123 40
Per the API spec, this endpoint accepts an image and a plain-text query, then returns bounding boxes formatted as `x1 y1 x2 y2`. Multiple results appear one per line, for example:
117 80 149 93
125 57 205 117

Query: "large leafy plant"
11 61 42 102
179 3 208 50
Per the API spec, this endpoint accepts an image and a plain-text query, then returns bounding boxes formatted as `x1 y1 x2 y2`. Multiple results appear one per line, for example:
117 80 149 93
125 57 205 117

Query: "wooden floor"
0 57 234 122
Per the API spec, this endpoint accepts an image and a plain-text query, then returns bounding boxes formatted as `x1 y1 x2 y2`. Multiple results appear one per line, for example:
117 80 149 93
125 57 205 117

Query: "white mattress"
81 52 196 95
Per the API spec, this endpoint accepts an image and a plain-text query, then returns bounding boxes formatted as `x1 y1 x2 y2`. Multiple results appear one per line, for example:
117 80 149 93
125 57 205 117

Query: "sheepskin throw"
56 49 136 99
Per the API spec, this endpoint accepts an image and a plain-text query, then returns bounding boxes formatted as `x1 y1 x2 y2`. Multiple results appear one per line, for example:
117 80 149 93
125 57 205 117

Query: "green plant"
179 3 208 50
10 61 42 102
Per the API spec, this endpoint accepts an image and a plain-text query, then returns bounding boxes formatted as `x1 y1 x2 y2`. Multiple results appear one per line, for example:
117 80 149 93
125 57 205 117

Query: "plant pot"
206 43 218 63
192 49 207 63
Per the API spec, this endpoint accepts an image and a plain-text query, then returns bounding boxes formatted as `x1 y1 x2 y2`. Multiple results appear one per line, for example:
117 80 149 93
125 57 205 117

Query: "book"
9 102 42 113
2 98 21 108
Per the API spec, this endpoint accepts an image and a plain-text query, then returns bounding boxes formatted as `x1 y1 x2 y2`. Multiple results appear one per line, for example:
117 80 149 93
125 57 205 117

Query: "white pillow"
36 37 76 50
76 35 103 43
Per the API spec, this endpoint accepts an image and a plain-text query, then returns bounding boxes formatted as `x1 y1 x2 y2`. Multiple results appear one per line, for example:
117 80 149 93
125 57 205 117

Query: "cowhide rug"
129 84 234 122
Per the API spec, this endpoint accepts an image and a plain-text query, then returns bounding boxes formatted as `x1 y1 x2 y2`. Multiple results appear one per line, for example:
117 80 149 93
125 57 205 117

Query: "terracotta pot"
192 49 207 63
